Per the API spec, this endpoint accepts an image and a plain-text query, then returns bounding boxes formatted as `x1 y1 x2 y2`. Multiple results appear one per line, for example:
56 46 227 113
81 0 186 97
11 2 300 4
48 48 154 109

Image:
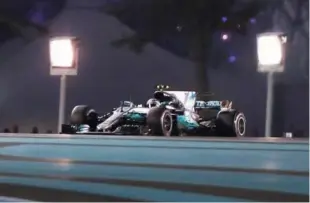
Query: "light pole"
256 32 287 137
49 37 79 133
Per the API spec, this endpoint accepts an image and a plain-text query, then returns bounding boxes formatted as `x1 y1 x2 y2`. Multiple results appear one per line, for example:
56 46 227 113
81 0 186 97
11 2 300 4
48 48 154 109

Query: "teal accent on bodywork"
159 102 169 107
177 115 199 130
78 124 90 133
125 113 146 122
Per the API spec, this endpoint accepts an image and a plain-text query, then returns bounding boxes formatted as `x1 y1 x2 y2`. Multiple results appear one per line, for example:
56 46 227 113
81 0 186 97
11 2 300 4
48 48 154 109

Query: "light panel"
50 38 75 67
257 35 283 66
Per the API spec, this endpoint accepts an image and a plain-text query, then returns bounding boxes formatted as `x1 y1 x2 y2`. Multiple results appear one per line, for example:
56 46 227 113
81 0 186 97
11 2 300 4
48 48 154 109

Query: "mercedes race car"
61 90 246 137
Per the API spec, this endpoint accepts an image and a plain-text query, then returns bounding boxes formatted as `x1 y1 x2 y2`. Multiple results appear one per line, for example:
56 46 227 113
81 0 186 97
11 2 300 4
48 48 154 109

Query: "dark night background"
0 0 308 136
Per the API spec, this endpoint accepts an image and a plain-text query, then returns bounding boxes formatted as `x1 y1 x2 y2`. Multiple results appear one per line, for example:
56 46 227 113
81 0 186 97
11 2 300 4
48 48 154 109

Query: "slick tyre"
70 105 98 131
215 111 246 137
147 107 178 136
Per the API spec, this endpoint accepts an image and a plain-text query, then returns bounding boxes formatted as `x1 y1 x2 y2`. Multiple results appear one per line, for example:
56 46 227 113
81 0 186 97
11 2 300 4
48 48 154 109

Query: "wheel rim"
238 117 245 136
162 113 173 135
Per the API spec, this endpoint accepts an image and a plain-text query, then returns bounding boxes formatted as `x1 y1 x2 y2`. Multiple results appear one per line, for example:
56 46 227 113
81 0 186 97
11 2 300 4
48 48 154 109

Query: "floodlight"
256 32 287 138
48 36 79 133
50 38 75 67
257 35 283 66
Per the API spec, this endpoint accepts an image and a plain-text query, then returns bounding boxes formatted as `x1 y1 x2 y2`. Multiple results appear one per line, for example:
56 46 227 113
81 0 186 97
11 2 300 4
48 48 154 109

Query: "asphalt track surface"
0 133 309 202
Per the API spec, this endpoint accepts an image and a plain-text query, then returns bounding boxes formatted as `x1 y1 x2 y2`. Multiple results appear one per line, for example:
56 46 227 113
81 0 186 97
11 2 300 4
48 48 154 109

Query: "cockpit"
146 98 160 108
153 91 175 103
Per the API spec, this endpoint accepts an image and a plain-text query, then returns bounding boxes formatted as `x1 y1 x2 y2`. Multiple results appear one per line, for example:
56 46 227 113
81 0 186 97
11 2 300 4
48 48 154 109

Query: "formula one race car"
61 91 246 137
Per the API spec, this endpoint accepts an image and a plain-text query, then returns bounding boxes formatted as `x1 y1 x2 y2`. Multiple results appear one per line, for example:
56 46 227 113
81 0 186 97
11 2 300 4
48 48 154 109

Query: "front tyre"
216 111 246 137
147 107 178 136
70 105 98 131
160 110 175 136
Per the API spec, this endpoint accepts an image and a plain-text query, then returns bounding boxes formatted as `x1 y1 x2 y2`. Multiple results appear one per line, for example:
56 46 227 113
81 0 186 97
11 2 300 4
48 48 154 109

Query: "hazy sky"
0 0 308 134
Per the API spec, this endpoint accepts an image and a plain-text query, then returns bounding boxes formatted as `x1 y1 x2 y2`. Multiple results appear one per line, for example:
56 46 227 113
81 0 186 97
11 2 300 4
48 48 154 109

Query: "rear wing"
197 92 215 97
196 100 233 109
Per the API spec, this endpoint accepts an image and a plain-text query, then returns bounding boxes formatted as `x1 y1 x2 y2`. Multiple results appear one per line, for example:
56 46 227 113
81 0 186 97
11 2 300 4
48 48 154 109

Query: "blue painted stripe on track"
1 145 308 171
0 137 308 150
0 161 308 195
0 176 249 202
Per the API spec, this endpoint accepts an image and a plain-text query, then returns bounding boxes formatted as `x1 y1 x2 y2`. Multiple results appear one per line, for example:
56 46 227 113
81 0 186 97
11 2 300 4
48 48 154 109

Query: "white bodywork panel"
165 91 197 111
129 107 150 114
97 106 149 131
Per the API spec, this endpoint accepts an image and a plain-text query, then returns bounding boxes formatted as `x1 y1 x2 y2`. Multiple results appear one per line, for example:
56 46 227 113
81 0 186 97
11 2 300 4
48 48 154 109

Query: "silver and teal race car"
61 90 246 137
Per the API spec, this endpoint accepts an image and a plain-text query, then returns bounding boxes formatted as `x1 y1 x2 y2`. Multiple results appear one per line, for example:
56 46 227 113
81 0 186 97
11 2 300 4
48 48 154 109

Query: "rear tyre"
215 111 246 137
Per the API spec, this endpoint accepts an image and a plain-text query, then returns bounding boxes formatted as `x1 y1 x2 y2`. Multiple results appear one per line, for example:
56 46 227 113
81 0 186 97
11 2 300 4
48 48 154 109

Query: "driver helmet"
146 98 160 108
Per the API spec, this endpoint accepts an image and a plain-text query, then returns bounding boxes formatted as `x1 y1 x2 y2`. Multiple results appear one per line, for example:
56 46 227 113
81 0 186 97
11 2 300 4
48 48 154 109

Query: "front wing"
61 124 114 135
